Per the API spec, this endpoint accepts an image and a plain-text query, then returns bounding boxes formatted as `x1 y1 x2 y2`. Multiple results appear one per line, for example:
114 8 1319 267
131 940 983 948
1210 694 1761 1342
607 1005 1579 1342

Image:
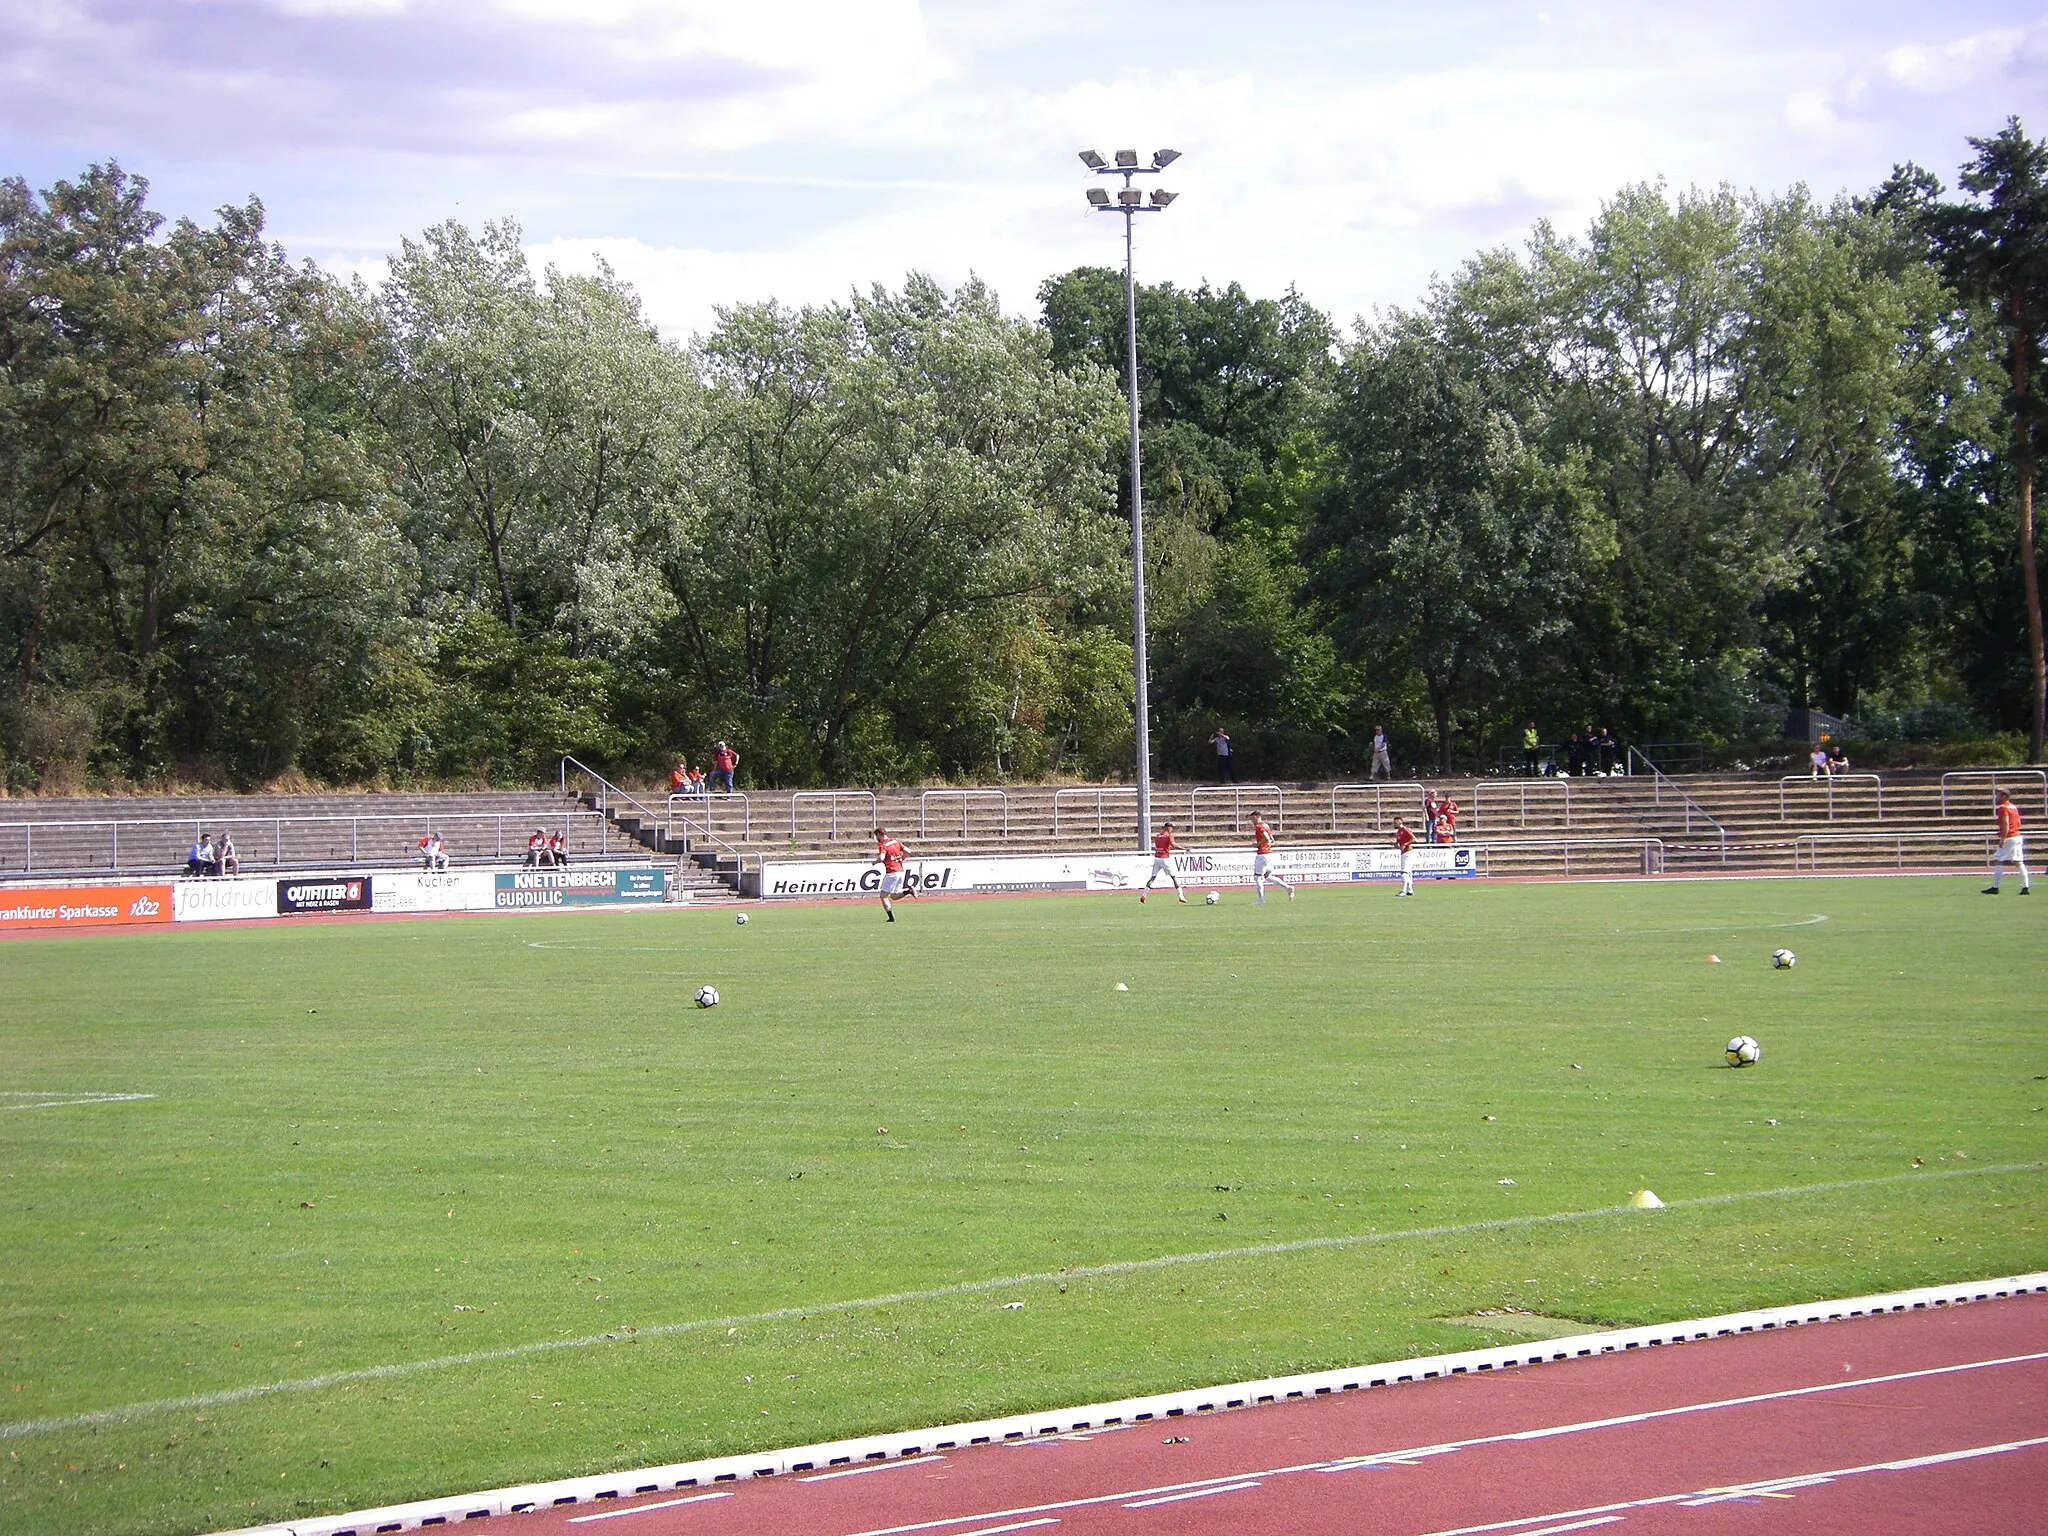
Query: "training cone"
1706 954 1720 964
1629 1189 1665 1209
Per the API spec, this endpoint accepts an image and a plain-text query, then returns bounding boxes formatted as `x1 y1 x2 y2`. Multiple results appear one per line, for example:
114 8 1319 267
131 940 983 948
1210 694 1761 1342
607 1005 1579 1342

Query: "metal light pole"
1080 148 1178 848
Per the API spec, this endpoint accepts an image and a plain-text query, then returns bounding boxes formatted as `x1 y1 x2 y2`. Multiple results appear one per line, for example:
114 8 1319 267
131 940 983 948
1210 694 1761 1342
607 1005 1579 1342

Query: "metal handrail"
789 790 877 841
558 755 662 847
1188 784 1284 836
1793 830 2001 872
1052 785 1137 837
1470 778 1572 831
1939 769 2048 817
1627 746 1728 863
1468 837 1665 878
919 789 1009 839
0 808 611 876
667 792 751 839
1326 782 1427 834
1776 772 1883 821
1631 742 1707 774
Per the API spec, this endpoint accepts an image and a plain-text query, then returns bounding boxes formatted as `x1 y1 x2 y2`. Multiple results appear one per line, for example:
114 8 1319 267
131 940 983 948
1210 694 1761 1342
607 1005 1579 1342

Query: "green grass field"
2 877 2044 1535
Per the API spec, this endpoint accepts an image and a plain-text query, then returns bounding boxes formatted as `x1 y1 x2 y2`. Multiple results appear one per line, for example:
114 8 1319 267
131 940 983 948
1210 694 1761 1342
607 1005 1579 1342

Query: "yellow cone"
1629 1189 1665 1209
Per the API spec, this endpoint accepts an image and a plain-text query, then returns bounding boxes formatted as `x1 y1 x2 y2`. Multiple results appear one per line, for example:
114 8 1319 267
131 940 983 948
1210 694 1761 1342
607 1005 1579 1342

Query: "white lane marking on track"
833 1351 2048 1536
1409 1433 2048 1536
5 1161 2041 1443
1123 1480 1261 1508
1500 1521 1622 1536
802 1456 947 1483
1 1092 155 1111
567 1490 734 1522
949 1522 1057 1536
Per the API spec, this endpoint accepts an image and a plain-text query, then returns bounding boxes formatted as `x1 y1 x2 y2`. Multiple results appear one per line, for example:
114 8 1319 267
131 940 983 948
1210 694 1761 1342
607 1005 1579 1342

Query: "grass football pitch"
2 876 2044 1535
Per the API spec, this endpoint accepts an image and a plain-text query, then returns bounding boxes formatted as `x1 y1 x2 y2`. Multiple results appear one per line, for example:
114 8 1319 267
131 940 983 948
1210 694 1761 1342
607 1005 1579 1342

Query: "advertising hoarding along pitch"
0 883 173 928
276 877 373 914
756 844 1475 899
491 868 667 909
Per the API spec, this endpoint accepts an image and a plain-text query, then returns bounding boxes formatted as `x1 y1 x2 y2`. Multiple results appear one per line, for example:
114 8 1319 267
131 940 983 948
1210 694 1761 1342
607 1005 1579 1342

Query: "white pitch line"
566 1490 733 1523
2 1161 2040 1444
833 1349 2048 1536
2 1092 155 1111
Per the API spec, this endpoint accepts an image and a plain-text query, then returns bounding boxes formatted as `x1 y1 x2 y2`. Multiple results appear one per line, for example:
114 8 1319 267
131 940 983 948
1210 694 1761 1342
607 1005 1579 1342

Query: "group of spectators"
1809 738 1853 778
523 829 571 867
183 832 240 877
670 740 741 797
1421 787 1461 844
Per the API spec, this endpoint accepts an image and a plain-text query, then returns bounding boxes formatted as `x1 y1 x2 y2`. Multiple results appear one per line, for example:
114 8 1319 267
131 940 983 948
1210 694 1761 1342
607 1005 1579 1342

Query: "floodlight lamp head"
1118 187 1144 207
1152 149 1181 168
1078 150 1106 169
1114 149 1139 168
1086 187 1111 207
1150 189 1177 207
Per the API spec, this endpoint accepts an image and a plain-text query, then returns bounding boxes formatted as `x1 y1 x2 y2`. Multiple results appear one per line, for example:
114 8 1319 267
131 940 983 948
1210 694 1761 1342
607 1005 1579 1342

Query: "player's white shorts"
880 870 906 895
1252 854 1272 876
1995 836 2026 863
1149 857 1175 879
1398 849 1413 873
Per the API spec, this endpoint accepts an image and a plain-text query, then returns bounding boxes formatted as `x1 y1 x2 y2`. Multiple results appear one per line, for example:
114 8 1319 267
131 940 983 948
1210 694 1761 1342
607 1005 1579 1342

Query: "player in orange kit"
1140 822 1187 904
1250 812 1294 904
874 827 913 920
1393 817 1416 897
1985 789 2030 895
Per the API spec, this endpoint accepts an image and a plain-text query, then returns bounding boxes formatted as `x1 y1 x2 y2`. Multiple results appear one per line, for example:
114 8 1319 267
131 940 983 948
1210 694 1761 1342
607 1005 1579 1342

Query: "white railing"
1326 782 1428 834
1188 784 1284 836
666 792 751 840
1468 837 1665 877
1469 777 1572 831
918 789 1009 839
0 808 612 876
559 754 664 842
1939 769 2048 817
1628 746 1728 862
1777 772 1884 821
1793 830 2001 872
789 790 877 841
1052 786 1137 837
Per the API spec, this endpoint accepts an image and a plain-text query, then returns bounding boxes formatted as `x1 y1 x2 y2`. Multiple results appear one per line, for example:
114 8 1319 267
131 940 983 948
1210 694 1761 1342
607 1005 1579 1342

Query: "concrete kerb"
215 1271 2048 1536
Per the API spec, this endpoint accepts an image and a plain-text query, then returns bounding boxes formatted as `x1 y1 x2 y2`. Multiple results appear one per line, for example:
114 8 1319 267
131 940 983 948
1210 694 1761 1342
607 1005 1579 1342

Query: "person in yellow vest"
1522 721 1539 777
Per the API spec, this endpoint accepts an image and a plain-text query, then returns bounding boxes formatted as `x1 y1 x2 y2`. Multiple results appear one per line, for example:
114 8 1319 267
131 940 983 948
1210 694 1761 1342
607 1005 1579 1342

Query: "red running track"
512 1292 2048 1536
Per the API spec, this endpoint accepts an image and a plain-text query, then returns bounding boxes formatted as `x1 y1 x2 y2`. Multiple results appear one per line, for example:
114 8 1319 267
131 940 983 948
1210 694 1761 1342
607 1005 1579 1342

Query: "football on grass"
735 913 749 925
1204 891 1220 905
1772 948 1796 968
694 985 720 1008
1725 1034 1761 1066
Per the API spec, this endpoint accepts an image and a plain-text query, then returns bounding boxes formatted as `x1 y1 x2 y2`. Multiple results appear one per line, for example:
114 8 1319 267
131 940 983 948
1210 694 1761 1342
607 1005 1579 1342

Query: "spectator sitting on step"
1828 743 1850 775
186 835 215 878
1810 743 1830 780
687 766 708 797
525 828 549 867
218 832 239 876
419 831 448 871
548 829 568 867
669 758 689 794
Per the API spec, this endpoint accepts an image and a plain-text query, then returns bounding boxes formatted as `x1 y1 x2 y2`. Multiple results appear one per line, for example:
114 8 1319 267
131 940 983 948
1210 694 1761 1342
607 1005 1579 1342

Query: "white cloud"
1883 25 2029 94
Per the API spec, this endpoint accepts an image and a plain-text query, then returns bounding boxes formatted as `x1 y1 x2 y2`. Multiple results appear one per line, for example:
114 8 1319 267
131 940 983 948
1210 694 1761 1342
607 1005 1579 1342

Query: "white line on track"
3 1161 2040 1444
1123 1480 1261 1508
831 1350 2048 1536
565 1490 733 1523
801 1456 948 1483
1409 1433 2048 1536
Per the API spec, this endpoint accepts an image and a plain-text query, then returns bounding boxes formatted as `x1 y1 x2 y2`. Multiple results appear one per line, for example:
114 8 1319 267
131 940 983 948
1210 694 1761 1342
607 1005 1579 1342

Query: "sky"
3 0 2047 341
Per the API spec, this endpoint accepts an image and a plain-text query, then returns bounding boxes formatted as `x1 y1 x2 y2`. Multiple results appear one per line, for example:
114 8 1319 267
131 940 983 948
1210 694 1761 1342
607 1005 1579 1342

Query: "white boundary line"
214 1270 2048 1536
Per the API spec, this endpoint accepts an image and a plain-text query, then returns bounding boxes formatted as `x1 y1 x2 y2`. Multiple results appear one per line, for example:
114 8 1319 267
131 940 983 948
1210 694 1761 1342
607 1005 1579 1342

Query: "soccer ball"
1725 1035 1761 1067
735 912 749 925
1204 891 1220 906
1771 948 1795 968
694 985 720 1008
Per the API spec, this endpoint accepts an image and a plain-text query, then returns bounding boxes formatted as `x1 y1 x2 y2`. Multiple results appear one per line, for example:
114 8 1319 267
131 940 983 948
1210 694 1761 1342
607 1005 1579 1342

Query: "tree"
1917 120 2048 762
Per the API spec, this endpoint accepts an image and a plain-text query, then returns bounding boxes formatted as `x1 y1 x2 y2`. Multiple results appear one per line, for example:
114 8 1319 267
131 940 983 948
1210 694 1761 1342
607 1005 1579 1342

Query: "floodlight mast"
1077 147 1178 851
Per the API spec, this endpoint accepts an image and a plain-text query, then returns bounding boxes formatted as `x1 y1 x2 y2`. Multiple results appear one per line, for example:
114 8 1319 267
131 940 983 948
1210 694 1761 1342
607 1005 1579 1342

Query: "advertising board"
757 843 1477 899
372 870 496 915
0 883 173 928
276 876 373 914
173 876 280 922
491 868 667 909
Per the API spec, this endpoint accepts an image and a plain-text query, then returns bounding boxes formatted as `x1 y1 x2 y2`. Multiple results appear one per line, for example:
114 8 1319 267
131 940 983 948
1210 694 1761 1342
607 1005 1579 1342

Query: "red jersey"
877 838 907 872
1252 821 1274 854
1998 801 2023 839
1393 825 1415 854
1152 829 1176 858
713 746 738 772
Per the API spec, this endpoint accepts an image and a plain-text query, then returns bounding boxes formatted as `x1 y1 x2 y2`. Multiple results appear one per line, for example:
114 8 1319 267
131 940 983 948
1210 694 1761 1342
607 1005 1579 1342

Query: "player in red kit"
874 827 913 921
1985 790 2030 894
1393 817 1416 897
1140 822 1187 904
1250 812 1294 904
